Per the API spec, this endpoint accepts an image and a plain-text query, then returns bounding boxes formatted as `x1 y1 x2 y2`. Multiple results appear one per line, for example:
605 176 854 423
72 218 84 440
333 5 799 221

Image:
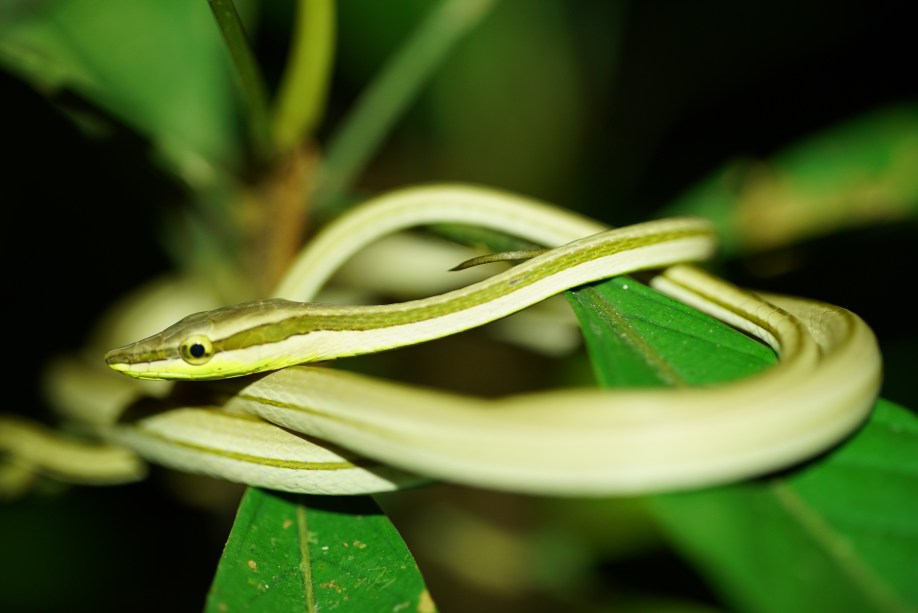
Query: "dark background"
2 1 916 611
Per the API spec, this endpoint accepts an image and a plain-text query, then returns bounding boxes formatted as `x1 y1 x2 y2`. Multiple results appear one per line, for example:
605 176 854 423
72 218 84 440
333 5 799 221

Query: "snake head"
104 298 306 380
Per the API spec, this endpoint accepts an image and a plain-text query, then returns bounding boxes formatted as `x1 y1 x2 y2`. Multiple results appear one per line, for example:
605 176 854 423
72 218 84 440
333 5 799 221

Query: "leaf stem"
312 0 499 217
207 0 274 162
271 0 335 153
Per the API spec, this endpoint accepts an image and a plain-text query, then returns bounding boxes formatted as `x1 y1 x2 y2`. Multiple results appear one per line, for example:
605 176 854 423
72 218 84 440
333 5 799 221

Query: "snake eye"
179 335 215 365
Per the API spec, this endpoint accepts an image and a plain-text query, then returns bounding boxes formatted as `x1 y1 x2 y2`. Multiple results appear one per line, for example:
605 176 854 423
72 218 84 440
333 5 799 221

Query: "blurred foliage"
0 0 242 184
2 0 916 611
663 103 918 256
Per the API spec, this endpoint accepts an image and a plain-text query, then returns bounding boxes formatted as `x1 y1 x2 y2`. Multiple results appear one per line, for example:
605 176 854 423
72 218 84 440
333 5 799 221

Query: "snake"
9 184 882 497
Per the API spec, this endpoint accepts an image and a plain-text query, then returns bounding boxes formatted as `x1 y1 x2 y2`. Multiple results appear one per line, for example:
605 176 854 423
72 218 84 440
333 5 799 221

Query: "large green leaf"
567 277 918 612
206 488 435 613
650 398 918 613
0 0 241 182
566 278 775 387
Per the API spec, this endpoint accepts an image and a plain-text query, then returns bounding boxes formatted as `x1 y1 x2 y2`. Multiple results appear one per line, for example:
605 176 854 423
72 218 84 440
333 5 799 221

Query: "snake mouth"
104 352 248 381
104 349 141 373
107 364 196 381
104 359 152 379
103 353 178 380
104 340 182 378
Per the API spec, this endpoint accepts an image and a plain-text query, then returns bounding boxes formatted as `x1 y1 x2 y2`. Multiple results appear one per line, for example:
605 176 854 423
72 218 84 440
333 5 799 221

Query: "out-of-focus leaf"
0 0 241 185
206 488 436 613
662 103 918 255
568 276 918 612
424 0 592 199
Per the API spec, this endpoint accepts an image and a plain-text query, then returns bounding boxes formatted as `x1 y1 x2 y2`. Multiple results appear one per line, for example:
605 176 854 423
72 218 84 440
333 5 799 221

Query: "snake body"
105 216 715 380
28 185 883 496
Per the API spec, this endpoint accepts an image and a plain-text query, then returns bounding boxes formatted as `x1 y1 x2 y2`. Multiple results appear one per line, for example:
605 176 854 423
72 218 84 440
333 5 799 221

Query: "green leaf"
568 277 918 612
0 0 241 182
661 103 918 256
566 278 776 388
649 398 918 613
206 488 436 613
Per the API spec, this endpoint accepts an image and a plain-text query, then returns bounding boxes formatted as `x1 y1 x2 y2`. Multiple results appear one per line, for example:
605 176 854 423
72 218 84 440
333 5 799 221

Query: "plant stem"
271 0 335 154
208 0 274 162
312 0 499 217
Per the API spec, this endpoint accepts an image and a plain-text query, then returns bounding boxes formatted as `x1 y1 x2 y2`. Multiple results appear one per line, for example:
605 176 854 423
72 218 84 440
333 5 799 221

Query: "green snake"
7 184 882 496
